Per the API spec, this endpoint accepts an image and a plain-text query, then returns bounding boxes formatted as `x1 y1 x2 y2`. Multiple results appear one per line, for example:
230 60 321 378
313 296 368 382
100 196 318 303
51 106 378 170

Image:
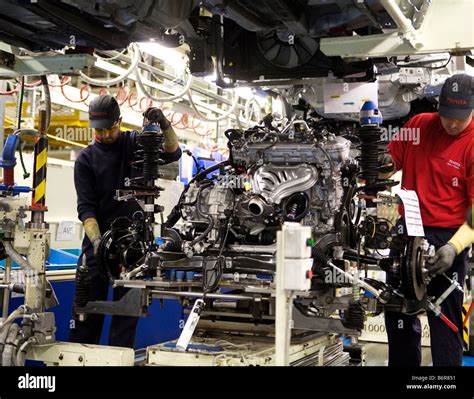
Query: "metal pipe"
13 129 40 138
1 258 12 320
229 244 276 254
380 0 416 34
40 76 51 132
327 261 381 298
0 81 6 155
31 110 48 216
150 290 258 301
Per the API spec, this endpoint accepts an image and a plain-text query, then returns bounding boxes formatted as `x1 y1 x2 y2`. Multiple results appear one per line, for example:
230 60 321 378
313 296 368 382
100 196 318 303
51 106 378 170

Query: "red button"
306 270 313 279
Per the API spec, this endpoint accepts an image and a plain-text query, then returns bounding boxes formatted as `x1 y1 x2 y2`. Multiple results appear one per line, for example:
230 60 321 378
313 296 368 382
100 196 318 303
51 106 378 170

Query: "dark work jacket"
74 130 181 258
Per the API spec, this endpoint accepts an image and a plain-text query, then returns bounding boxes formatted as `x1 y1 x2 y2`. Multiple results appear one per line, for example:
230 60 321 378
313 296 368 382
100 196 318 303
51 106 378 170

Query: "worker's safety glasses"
94 120 120 134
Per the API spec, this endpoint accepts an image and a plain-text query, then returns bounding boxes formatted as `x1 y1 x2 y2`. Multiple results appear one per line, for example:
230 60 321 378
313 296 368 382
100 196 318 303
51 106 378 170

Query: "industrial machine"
1 1 473 85
0 0 472 367
70 99 463 366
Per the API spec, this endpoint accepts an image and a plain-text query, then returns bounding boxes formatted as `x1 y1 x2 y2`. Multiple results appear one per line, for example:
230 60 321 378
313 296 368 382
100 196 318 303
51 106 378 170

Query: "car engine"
87 105 440 340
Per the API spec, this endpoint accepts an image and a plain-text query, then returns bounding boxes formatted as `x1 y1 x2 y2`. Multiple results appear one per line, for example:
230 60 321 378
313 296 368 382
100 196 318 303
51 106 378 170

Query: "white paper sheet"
56 221 76 241
395 189 425 237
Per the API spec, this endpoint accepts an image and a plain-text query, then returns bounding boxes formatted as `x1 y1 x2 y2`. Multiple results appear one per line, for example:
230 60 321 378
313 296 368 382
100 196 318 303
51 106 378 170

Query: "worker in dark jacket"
385 74 474 366
69 95 181 348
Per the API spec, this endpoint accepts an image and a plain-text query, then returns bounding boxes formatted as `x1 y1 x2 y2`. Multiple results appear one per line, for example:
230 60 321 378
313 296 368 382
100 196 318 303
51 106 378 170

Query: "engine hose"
190 216 214 247
136 66 193 102
80 43 140 87
2 322 19 366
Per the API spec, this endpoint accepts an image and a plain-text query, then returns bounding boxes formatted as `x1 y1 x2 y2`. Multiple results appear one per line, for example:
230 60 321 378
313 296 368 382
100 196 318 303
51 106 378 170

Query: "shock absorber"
356 102 399 250
73 254 90 321
99 120 167 279
356 101 397 198
133 122 166 243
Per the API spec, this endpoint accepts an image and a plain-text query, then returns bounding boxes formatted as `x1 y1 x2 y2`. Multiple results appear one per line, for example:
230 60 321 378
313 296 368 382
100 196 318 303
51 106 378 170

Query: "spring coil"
136 131 164 181
355 125 386 186
74 263 89 309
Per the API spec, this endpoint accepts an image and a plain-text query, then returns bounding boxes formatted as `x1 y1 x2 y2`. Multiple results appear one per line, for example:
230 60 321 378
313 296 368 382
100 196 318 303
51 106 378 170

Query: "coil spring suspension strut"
123 124 166 245
356 125 397 197
137 131 164 181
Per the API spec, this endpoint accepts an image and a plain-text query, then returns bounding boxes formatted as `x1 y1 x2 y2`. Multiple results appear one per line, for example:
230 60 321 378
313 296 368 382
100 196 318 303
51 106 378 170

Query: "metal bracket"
292 308 359 335
0 48 95 78
76 288 150 317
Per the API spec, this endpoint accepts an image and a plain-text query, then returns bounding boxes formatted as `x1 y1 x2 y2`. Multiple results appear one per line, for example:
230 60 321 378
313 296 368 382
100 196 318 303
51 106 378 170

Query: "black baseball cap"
439 74 474 119
89 95 121 129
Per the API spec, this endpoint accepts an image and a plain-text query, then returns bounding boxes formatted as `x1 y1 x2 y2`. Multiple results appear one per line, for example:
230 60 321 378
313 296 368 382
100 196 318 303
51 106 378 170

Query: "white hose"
15 337 36 366
236 97 262 127
2 323 19 366
3 242 33 271
80 43 140 87
327 261 381 298
187 88 240 123
136 65 194 102
0 305 26 331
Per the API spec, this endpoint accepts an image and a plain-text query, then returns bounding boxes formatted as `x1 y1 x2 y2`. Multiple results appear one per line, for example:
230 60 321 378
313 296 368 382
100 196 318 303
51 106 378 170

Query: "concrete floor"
362 342 474 366
363 342 433 366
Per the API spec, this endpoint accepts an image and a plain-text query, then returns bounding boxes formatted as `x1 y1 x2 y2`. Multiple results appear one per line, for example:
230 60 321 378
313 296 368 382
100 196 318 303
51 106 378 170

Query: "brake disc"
401 236 428 301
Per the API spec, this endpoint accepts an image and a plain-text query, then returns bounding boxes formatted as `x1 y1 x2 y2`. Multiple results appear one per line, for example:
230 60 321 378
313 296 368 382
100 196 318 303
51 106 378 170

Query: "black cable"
400 54 452 70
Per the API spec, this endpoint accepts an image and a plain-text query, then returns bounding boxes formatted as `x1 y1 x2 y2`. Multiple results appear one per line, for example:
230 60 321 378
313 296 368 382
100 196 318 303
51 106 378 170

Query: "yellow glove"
447 222 474 254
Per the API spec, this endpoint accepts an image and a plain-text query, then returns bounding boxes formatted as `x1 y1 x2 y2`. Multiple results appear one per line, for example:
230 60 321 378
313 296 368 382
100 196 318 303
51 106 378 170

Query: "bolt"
78 356 83 363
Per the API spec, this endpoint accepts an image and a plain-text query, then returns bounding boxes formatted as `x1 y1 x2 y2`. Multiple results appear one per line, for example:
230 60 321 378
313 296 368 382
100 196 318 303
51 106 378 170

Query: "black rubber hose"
190 215 214 247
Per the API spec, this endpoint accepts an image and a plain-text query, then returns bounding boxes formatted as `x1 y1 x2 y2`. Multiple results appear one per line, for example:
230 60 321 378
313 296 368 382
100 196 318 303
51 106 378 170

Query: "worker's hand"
426 243 457 275
143 107 171 131
91 236 101 258
378 153 395 178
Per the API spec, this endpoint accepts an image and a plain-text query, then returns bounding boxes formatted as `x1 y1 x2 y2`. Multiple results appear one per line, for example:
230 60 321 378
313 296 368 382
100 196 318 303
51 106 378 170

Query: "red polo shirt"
387 112 474 228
